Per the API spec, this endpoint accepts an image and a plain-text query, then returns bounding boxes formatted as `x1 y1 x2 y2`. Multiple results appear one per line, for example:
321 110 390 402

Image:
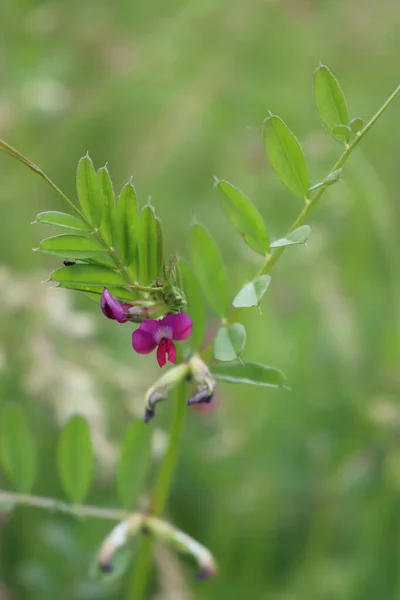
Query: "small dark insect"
63 260 76 266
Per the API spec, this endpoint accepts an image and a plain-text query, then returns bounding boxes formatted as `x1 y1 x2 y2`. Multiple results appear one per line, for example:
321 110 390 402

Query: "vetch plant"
0 65 398 599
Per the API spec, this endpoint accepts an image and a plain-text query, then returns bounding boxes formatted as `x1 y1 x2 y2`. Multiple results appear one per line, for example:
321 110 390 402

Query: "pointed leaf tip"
263 114 309 199
314 65 350 143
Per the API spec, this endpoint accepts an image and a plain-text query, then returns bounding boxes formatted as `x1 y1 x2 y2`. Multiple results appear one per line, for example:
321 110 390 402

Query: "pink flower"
101 289 130 323
132 312 192 367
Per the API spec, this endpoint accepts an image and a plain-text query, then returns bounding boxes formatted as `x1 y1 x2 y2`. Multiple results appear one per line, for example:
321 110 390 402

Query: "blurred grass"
1 0 400 598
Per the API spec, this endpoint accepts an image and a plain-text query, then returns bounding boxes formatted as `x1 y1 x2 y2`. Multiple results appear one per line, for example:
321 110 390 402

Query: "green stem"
201 83 400 362
0 489 126 520
126 379 187 600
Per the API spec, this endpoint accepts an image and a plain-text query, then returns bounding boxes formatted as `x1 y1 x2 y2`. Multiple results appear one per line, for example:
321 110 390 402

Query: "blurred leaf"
58 282 136 301
189 223 229 317
38 234 106 259
76 154 104 227
216 180 269 255
0 404 37 493
180 261 205 351
155 217 164 278
50 264 127 287
350 117 364 134
213 323 246 362
139 204 159 285
270 225 311 248
332 124 351 141
263 114 309 199
210 362 286 387
117 421 152 510
35 211 90 231
57 415 94 504
114 181 139 273
309 169 342 192
314 64 350 142
97 166 115 246
232 275 271 308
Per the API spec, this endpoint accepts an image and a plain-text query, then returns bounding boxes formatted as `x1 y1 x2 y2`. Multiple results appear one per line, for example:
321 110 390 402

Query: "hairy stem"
126 379 187 600
0 489 126 520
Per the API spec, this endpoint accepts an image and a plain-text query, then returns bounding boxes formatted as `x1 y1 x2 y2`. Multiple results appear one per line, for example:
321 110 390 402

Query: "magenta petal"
166 339 176 364
132 328 158 354
157 339 168 367
101 288 129 323
162 312 193 341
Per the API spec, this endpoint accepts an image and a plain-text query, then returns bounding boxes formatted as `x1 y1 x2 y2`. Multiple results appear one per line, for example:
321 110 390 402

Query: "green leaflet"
232 275 271 308
216 179 269 255
38 234 106 259
76 154 104 227
57 415 94 504
0 404 37 493
213 323 246 362
189 223 229 318
180 261 205 351
35 211 90 231
210 362 286 387
117 421 152 510
314 64 350 143
263 114 309 199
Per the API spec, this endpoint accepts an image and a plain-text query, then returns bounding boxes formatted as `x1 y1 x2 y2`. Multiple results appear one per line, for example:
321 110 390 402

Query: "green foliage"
350 117 364 134
180 261 205 351
216 179 269 255
117 421 152 510
34 211 90 231
189 223 229 317
263 114 309 199
50 264 127 286
270 225 310 248
76 154 104 227
211 362 286 387
139 204 161 285
38 234 106 259
0 405 37 493
57 415 94 504
314 64 350 142
114 181 139 270
232 275 271 308
213 323 246 361
309 169 342 192
97 166 115 246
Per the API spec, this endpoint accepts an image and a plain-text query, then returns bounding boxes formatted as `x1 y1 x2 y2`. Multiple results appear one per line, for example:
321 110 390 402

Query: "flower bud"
144 363 190 422
187 355 216 407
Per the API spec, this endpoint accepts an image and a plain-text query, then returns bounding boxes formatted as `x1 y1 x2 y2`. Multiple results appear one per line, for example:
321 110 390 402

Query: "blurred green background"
1 0 400 598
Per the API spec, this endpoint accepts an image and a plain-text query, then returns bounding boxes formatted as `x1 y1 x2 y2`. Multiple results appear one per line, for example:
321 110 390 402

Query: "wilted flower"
101 288 130 323
187 355 216 407
143 363 190 422
132 312 192 367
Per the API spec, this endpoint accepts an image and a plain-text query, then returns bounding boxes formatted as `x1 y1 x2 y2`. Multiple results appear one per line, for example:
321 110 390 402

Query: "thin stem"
0 140 85 219
126 379 187 600
0 489 127 521
201 83 400 361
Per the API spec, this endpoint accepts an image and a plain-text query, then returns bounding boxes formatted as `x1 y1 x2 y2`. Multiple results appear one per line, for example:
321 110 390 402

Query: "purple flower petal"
162 312 193 341
101 289 129 323
132 321 157 354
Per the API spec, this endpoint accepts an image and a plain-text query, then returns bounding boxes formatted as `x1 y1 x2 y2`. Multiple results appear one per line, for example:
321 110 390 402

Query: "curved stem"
126 379 187 600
